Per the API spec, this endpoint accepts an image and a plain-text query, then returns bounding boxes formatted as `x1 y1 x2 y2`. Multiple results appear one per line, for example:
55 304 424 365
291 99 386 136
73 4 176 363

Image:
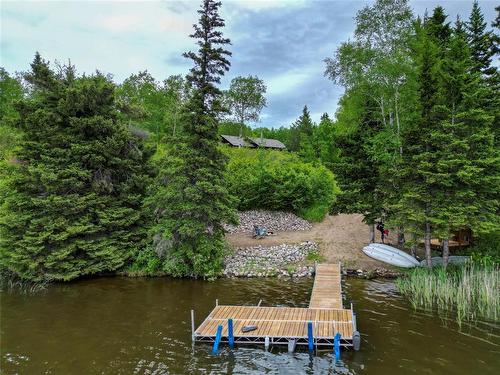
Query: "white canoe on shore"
362 243 420 268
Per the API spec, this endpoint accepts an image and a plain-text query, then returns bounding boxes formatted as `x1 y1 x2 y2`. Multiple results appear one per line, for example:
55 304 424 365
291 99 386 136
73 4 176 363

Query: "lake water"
1 276 499 374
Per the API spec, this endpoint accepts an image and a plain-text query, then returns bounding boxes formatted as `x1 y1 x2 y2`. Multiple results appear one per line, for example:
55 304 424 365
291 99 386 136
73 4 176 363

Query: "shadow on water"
1 276 499 374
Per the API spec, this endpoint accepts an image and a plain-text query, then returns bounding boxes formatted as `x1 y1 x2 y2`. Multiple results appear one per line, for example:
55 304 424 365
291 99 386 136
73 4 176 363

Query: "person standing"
376 222 385 243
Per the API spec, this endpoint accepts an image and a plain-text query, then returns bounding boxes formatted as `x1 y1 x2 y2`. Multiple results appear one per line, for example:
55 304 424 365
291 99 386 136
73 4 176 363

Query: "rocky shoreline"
223 241 317 278
223 241 402 279
224 210 312 234
343 268 402 279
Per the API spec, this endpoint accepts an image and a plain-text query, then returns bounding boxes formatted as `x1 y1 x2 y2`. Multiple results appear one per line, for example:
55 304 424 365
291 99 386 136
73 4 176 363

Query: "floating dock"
192 263 360 351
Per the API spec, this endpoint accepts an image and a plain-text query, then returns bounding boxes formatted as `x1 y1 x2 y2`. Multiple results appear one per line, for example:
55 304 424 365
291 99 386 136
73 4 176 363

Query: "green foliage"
223 147 338 221
0 69 24 163
469 233 500 266
0 55 153 282
218 120 253 137
116 71 188 142
289 105 314 153
224 75 267 136
298 203 330 222
466 0 497 77
306 250 324 263
330 91 384 223
149 0 237 278
125 246 162 276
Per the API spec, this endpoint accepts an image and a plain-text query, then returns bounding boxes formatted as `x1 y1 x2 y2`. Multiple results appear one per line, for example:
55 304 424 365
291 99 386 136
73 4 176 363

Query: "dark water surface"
1 276 499 374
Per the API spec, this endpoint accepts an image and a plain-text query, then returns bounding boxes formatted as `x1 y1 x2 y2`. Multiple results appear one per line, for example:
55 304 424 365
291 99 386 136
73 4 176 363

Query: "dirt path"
226 213 391 270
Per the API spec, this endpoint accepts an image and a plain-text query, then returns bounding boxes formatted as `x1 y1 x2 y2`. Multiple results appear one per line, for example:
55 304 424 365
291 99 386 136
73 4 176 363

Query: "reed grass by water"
396 264 499 324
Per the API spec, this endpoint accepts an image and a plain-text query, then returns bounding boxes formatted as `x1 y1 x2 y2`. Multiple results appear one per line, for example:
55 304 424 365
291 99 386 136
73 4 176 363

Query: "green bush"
223 147 339 221
469 232 500 266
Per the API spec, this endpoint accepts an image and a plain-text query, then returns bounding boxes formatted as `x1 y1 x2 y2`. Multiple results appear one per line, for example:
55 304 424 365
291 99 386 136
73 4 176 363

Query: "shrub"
223 147 339 221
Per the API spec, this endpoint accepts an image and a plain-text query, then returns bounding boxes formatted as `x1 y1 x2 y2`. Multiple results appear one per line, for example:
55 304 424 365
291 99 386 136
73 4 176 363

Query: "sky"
1 0 498 127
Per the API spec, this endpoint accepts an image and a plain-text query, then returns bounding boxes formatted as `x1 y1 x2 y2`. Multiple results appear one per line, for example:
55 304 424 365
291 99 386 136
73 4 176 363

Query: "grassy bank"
396 264 499 324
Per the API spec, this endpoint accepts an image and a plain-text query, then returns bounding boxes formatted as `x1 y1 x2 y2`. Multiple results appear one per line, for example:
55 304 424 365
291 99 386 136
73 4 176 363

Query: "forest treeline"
0 0 498 282
326 0 499 265
0 0 337 281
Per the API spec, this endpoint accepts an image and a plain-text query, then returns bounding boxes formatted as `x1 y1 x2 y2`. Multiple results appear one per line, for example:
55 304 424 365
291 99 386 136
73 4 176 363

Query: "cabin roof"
220 134 287 150
249 137 287 149
220 135 256 147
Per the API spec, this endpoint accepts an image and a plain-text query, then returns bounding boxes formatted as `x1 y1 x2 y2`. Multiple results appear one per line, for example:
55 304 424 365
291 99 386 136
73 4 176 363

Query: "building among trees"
220 134 286 150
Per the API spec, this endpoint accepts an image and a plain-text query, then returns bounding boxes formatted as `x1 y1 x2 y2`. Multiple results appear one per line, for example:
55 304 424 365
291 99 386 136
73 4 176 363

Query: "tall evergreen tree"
312 113 337 169
432 18 499 264
465 2 500 147
395 14 442 265
289 105 314 154
0 54 152 281
466 1 496 77
331 91 383 239
150 0 236 277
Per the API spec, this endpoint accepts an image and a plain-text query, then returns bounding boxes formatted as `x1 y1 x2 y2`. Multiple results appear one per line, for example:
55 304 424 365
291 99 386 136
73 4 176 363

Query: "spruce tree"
466 1 496 77
0 54 152 281
331 93 383 239
395 14 442 266
433 18 499 264
465 2 500 148
313 113 337 169
150 0 236 277
289 105 314 155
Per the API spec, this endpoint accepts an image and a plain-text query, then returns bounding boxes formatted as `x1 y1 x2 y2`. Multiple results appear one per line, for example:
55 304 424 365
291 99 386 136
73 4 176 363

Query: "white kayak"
420 256 470 267
362 243 420 268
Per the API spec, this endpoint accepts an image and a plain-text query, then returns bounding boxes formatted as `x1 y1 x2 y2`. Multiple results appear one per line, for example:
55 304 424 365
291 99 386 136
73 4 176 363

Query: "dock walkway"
193 263 358 349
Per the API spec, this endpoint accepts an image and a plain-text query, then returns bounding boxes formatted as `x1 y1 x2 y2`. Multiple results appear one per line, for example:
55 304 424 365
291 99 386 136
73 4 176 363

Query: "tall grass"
396 264 499 324
0 270 48 294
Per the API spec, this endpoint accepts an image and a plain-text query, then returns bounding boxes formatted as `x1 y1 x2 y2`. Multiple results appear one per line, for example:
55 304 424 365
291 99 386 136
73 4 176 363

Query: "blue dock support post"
307 321 314 353
228 319 234 348
333 332 341 360
212 325 223 354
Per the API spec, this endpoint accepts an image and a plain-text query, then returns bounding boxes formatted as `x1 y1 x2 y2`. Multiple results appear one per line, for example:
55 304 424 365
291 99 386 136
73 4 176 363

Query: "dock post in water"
228 319 234 348
334 332 341 360
287 339 296 353
307 321 314 352
212 325 223 354
190 310 195 342
264 336 270 351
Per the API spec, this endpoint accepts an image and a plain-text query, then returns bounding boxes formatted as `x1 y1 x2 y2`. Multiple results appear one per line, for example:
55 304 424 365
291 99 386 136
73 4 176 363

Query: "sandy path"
226 213 391 270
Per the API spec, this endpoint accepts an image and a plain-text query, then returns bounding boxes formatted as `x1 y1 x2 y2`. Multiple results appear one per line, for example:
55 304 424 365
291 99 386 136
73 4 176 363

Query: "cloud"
227 0 307 11
1 0 498 126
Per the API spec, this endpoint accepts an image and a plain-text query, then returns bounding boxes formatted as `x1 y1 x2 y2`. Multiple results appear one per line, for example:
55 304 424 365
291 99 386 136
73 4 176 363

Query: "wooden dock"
193 263 359 350
309 263 343 309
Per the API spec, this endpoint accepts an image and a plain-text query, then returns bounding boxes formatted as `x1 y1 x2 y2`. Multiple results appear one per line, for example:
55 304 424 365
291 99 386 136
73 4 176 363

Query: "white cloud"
227 0 306 11
265 63 319 96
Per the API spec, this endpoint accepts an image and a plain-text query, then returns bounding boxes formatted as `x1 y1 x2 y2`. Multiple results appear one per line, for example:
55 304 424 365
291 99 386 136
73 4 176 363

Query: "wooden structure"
220 134 255 148
430 228 472 251
192 263 358 350
248 137 286 150
220 135 286 150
